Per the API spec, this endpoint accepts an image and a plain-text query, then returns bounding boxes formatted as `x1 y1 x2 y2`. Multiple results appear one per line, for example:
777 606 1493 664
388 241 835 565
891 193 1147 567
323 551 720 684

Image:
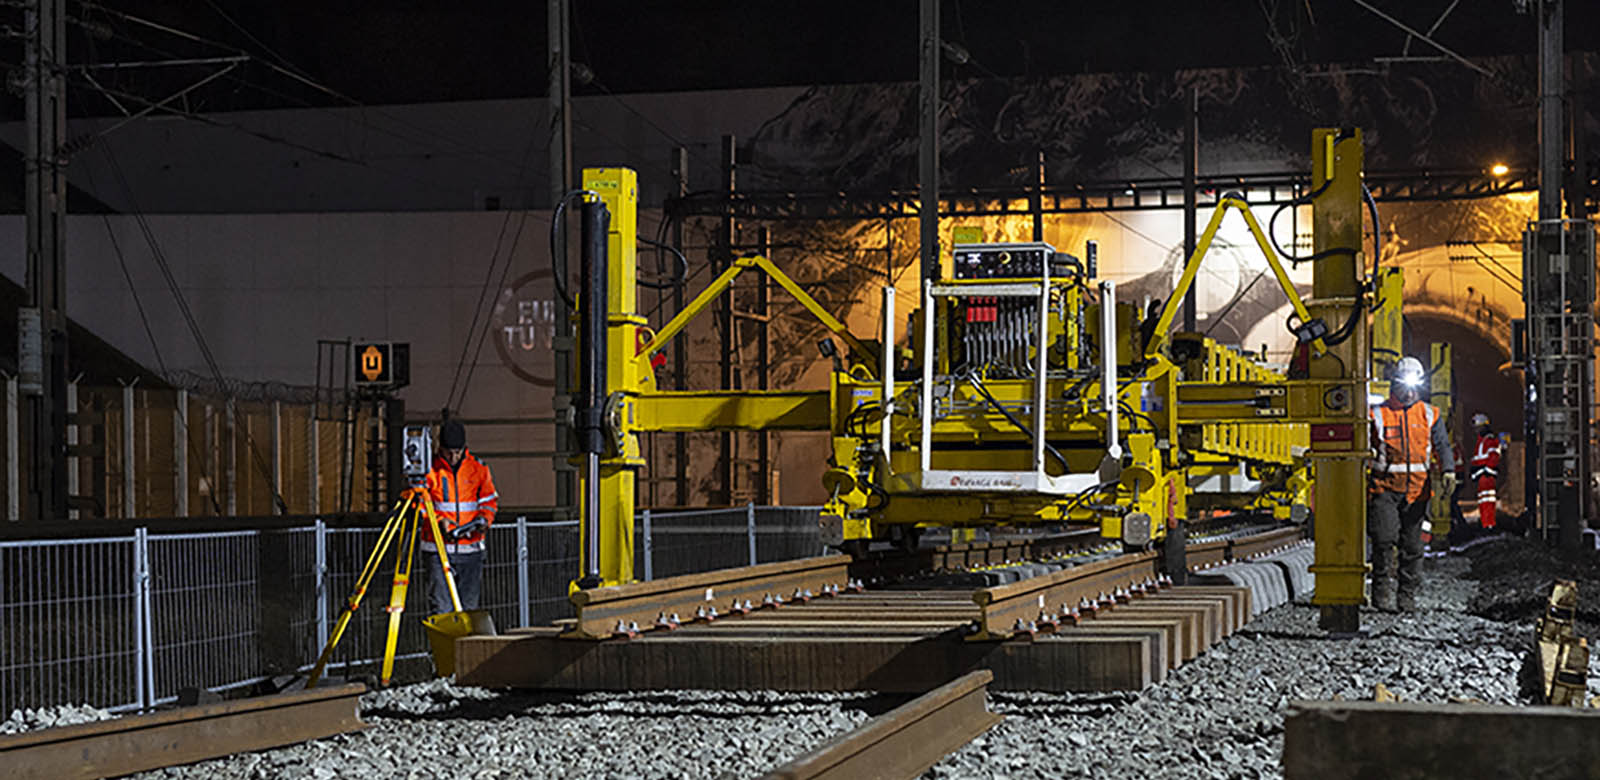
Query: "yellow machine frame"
573 130 1385 622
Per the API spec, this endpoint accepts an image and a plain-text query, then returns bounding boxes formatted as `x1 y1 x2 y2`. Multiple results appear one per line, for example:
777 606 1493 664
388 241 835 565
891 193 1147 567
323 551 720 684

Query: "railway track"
561 522 1302 643
763 671 1002 780
458 523 1306 692
4 523 1306 779
0 684 366 780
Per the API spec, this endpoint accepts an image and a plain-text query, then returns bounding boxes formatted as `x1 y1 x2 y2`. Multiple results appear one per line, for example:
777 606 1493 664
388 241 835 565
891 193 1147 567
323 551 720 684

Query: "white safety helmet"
1393 356 1426 388
1471 412 1490 427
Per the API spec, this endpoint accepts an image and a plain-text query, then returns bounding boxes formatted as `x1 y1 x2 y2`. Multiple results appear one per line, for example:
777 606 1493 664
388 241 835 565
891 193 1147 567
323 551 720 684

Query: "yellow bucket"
421 609 497 677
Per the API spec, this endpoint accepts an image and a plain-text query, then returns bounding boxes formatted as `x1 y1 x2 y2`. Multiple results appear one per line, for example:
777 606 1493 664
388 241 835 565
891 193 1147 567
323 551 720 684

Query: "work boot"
1396 591 1417 613
1371 583 1396 613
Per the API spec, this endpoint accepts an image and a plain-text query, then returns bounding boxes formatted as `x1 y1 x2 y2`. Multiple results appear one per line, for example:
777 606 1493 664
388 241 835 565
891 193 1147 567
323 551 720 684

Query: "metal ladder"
1524 218 1595 544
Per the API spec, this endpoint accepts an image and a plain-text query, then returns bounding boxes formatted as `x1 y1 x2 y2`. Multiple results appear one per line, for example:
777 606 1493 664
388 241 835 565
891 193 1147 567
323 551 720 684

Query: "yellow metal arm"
634 390 831 431
637 254 880 378
1143 195 1327 361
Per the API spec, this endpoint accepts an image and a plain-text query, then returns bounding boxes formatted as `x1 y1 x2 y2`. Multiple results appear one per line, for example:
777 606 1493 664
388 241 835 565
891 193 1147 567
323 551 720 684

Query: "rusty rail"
971 550 1163 639
567 554 854 639
762 670 1001 780
1 684 366 780
1226 525 1306 559
569 524 1308 641
970 524 1309 640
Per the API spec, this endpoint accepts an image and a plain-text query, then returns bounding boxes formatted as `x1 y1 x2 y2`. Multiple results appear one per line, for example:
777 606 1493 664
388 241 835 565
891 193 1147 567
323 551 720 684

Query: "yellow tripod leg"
306 495 413 688
380 501 422 686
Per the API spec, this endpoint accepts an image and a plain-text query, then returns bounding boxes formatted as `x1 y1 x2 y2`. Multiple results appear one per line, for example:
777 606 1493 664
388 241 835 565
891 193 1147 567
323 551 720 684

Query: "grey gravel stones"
133 678 876 779
124 539 1572 779
928 556 1530 780
1 703 116 734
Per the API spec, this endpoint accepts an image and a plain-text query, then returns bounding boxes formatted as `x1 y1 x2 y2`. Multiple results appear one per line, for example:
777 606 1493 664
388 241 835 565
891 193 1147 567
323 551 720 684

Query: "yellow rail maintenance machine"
566 128 1377 630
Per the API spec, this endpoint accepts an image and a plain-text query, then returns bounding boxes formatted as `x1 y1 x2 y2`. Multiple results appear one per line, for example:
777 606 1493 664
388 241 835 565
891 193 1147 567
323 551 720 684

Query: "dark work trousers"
425 547 484 615
1368 490 1424 600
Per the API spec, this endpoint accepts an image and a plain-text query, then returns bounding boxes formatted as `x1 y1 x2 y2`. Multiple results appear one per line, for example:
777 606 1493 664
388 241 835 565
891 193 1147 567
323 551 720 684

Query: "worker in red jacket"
1469 412 1501 531
421 419 498 615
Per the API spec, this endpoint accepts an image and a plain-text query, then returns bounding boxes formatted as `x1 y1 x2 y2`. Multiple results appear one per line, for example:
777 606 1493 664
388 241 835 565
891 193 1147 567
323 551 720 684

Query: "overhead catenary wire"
78 1 549 180
101 149 275 514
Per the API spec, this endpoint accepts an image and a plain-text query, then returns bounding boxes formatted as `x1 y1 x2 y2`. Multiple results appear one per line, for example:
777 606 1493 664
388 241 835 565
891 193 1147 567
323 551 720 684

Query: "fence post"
123 382 137 517
7 376 17 522
66 379 77 519
747 502 757 566
307 416 319 515
642 509 653 581
516 515 530 628
224 398 237 516
315 519 329 652
133 527 154 709
270 401 282 515
175 389 188 516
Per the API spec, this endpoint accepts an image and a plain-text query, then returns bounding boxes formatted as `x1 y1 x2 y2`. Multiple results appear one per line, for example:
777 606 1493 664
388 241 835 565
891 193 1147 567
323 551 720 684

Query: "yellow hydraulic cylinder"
1428 342 1454 543
1370 267 1403 395
1306 128 1370 633
579 166 640 587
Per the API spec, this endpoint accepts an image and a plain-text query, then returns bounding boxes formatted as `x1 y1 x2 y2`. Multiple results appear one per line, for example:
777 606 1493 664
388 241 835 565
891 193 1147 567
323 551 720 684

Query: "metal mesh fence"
0 508 815 714
638 505 824 580
147 531 267 703
0 537 142 715
522 521 581 627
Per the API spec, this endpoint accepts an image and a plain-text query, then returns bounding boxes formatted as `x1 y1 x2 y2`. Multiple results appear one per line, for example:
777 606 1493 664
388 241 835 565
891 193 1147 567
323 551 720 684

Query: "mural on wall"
743 55 1595 191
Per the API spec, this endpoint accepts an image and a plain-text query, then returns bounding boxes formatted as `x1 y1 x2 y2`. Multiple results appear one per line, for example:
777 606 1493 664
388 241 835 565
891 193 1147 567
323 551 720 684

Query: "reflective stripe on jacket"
420 451 498 554
1370 400 1438 501
1470 433 1502 480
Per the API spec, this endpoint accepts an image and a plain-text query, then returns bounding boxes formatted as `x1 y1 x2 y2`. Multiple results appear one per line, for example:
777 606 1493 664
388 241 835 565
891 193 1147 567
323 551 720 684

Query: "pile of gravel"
136 678 879 779
1464 535 1600 637
929 556 1537 780
1 703 116 734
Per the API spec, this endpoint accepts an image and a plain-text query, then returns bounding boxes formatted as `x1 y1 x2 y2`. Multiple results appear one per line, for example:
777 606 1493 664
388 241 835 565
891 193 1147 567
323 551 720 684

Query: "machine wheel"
837 539 870 559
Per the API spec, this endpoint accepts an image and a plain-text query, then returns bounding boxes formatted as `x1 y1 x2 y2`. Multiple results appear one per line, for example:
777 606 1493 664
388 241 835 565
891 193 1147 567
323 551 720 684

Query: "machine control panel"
952 242 1078 280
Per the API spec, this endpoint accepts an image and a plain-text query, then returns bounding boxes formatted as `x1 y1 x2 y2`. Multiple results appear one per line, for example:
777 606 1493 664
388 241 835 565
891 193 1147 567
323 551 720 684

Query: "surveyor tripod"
306 486 469 687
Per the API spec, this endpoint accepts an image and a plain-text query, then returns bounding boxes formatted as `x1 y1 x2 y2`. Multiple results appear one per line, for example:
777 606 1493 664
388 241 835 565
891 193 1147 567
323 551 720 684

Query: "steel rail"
1 683 366 780
970 524 1309 640
971 550 1163 640
762 670 1001 780
1226 526 1306 560
566 554 854 639
566 525 1307 641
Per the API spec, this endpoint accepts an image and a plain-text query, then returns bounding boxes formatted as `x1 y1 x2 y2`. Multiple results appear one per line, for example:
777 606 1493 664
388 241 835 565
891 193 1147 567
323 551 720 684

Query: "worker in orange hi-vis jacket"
1468 412 1502 531
1369 357 1456 613
420 419 498 615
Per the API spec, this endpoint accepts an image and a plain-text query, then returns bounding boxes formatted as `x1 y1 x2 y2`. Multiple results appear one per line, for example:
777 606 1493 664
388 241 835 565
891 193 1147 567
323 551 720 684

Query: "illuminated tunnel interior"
1405 313 1522 447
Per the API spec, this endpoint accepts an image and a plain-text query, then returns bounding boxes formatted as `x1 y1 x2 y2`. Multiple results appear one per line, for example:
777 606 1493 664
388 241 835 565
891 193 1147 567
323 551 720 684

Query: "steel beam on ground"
1284 700 1600 779
0 684 366 780
762 670 1000 780
457 629 1155 693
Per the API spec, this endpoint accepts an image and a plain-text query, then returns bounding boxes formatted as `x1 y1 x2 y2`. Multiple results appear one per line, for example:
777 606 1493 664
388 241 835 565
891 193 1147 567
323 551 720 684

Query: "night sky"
6 1 1597 120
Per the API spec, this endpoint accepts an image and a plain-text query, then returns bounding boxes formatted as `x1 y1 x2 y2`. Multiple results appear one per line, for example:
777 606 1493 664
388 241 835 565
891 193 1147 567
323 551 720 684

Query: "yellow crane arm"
636 254 880 378
1142 195 1328 361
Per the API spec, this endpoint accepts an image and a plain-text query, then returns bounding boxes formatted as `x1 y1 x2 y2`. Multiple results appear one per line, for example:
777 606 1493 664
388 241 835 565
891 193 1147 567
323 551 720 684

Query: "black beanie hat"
440 419 467 449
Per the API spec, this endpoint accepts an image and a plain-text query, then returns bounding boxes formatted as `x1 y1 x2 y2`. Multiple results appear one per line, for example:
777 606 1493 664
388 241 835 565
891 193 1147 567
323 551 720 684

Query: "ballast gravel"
1 702 116 734
929 549 1581 780
128 536 1587 779
134 682 877 779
